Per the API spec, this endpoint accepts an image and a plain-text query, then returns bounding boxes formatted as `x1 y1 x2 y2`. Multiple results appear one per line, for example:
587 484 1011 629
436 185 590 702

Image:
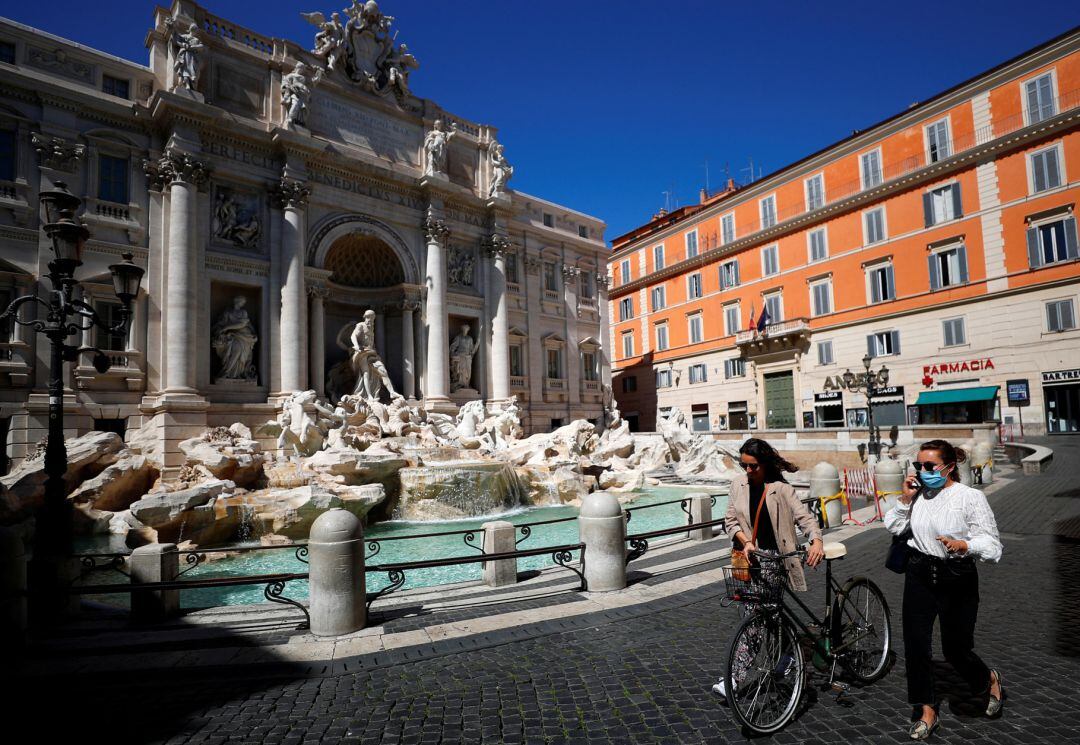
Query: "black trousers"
902 552 992 706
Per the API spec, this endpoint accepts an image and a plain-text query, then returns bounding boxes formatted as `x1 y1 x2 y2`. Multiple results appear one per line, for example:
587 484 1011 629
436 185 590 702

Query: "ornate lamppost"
0 181 144 617
842 353 889 462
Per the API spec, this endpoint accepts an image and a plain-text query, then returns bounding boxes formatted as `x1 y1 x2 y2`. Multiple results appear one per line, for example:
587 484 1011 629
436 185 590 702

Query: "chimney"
699 187 709 204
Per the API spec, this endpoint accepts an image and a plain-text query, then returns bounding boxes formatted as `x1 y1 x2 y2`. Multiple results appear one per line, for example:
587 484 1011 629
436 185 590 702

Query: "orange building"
609 28 1080 437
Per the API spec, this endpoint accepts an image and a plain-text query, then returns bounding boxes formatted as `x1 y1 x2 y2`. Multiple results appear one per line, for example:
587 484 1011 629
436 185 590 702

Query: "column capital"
596 273 611 293
155 149 211 188
306 284 330 299
561 265 581 280
399 298 422 313
482 233 513 258
272 177 311 210
424 214 450 243
31 133 84 172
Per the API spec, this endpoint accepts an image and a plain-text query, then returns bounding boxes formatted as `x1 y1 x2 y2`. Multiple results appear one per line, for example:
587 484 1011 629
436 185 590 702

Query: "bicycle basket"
723 557 788 604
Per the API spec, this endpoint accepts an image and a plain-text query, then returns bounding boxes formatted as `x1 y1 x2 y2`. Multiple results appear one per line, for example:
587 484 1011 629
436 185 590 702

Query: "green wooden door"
764 371 796 429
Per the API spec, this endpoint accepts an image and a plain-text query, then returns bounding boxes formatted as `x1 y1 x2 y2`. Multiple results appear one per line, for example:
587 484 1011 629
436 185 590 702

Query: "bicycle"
721 543 893 735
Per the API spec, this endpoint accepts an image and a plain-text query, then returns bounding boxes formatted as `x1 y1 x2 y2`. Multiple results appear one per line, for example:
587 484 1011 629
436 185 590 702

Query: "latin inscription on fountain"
311 94 421 165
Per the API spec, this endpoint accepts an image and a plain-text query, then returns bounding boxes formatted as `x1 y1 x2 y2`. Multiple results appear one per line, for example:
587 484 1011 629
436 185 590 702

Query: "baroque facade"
0 1 609 474
610 28 1080 437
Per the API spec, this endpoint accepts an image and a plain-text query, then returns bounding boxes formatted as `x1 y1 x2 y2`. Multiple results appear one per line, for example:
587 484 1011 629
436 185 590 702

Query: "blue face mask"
918 470 948 489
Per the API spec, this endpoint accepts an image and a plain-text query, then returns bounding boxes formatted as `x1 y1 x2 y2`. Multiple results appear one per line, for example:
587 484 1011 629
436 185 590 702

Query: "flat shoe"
986 669 1006 717
909 717 939 740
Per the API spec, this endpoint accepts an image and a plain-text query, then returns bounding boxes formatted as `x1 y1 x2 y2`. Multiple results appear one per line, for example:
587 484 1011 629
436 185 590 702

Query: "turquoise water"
81 486 727 609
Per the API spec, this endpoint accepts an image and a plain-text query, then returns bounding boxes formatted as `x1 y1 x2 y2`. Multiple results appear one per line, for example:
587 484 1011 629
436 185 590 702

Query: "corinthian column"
158 150 209 393
486 234 512 403
308 285 329 397
423 213 451 409
273 178 310 394
400 298 420 400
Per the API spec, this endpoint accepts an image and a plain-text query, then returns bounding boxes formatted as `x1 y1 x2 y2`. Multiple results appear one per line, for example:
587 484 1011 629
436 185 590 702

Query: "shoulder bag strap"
750 486 769 544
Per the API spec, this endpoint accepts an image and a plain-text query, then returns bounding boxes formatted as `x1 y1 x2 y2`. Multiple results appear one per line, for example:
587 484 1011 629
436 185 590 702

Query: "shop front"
870 385 906 427
915 386 1000 425
813 391 844 428
1042 368 1080 433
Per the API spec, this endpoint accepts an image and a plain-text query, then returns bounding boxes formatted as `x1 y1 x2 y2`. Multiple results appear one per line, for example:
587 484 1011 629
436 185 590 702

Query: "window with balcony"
621 331 634 358
94 300 127 351
860 149 883 189
765 293 783 324
650 285 666 311
1029 145 1062 194
509 344 524 377
942 317 966 347
579 270 594 299
719 260 740 289
760 195 777 229
867 263 896 303
0 288 11 343
543 262 559 292
582 351 598 381
721 213 735 244
864 207 886 244
808 228 827 262
810 279 832 317
0 129 14 182
1047 299 1076 332
655 368 673 388
761 245 779 276
546 348 563 379
724 358 746 379
1025 72 1056 125
817 340 834 365
653 244 665 270
924 183 962 226
688 313 703 344
98 154 129 204
655 323 669 351
1027 215 1079 268
805 173 825 210
867 330 900 358
925 118 951 163
929 244 969 289
506 252 520 284
724 303 740 336
686 230 699 258
102 74 130 99
620 259 631 285
689 363 707 384
687 272 703 300
618 297 633 321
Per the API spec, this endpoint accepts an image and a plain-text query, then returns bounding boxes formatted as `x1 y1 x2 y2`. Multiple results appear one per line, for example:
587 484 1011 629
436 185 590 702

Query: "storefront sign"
1007 379 1031 405
871 385 905 399
814 391 842 403
923 358 995 376
1042 369 1080 384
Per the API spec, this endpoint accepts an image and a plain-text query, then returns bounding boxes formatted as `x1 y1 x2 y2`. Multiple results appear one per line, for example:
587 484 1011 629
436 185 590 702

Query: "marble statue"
449 323 477 392
350 309 397 401
488 139 514 198
166 19 204 91
212 190 261 248
304 10 347 72
384 43 419 97
423 119 456 177
212 296 258 381
281 61 323 129
601 383 622 429
448 246 475 287
487 396 524 449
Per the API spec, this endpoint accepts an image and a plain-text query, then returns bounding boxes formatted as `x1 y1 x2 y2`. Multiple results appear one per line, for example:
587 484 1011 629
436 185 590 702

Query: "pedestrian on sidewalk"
884 439 1004 741
713 438 824 698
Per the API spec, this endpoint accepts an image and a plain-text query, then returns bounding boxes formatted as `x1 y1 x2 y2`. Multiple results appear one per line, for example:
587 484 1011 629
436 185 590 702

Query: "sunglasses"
738 462 761 471
912 462 947 472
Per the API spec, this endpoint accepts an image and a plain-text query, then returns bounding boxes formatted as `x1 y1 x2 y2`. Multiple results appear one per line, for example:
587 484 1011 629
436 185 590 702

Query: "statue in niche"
350 309 398 401
488 139 514 198
423 119 456 177
448 246 475 288
212 189 261 248
281 61 323 129
165 19 204 91
212 296 258 382
449 323 477 392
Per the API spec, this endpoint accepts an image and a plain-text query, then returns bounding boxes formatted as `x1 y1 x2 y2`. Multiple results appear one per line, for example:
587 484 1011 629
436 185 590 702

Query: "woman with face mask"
884 439 1003 740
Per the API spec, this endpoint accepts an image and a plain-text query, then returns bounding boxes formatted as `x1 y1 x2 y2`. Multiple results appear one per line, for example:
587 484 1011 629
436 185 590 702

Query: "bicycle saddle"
823 541 847 559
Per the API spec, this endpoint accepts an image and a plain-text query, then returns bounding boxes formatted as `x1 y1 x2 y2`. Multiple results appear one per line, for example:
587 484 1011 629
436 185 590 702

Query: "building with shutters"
608 27 1080 437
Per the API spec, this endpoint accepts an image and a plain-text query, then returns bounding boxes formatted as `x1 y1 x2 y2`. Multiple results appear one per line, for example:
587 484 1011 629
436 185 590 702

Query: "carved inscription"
311 94 421 165
205 141 277 171
309 170 425 210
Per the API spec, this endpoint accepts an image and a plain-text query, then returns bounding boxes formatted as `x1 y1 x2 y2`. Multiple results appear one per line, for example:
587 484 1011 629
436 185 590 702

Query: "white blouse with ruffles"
884 480 1002 562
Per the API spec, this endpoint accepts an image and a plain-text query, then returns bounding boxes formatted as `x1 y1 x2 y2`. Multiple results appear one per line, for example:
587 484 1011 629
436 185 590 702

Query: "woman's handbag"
885 493 918 574
733 490 770 581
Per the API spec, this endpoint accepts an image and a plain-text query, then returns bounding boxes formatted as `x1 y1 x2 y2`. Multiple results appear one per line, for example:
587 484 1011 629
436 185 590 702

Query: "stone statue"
488 139 514 198
448 246 475 287
212 296 258 381
449 323 477 392
350 309 397 401
166 19 204 91
487 395 524 449
384 43 419 98
231 213 261 248
212 190 261 248
303 11 347 72
423 119 456 178
212 192 238 241
281 61 320 128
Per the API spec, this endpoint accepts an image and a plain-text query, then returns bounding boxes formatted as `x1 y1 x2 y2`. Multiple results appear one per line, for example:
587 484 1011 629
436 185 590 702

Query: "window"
924 183 962 226
805 173 825 210
1027 215 1079 267
867 330 901 358
509 345 524 376
1029 146 1062 194
621 331 635 358
817 340 834 366
724 358 746 379
579 270 594 298
810 279 832 317
721 213 735 244
808 228 828 262
655 369 673 388
760 195 777 229
618 297 633 321
505 253 519 284
0 41 14 65
764 293 783 324
622 376 637 393
543 212 554 227
546 348 562 378
655 323 669 351
689 364 707 384
653 244 665 270
942 317 966 347
867 263 895 303
925 119 950 163
98 154 129 204
582 351 598 381
860 149 883 189
578 225 588 238
620 259 631 284
692 404 710 432
687 272 703 299
0 289 11 342
1025 72 1056 125
1047 299 1077 332
102 74 130 99
650 285 666 311
929 244 969 289
761 245 779 276
719 260 740 289
0 129 14 182
686 230 699 258
724 304 740 336
688 313 703 344
863 207 886 244
543 262 559 292
94 300 127 351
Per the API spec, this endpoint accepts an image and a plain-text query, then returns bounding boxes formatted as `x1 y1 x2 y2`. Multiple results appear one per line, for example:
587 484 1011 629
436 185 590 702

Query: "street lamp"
0 181 144 620
841 353 890 461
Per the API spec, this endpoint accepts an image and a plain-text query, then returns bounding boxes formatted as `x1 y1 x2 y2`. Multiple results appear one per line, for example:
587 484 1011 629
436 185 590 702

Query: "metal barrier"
624 517 728 565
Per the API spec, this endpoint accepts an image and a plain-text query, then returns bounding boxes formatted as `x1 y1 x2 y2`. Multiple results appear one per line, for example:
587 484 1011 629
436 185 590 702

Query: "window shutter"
1027 80 1040 120
1026 226 1042 268
951 184 963 218
870 271 881 303
867 335 876 358
885 265 895 300
1064 217 1079 259
928 254 941 290
923 192 934 228
1046 149 1060 189
891 330 901 356
1063 301 1076 331
733 262 740 285
957 244 969 284
943 321 954 347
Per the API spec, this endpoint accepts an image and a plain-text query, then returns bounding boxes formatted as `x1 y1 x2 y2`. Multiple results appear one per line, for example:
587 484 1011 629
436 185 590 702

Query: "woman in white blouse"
884 439 1004 741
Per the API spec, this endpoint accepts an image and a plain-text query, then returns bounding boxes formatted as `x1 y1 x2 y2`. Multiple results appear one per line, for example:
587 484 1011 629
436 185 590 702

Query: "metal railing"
625 517 729 565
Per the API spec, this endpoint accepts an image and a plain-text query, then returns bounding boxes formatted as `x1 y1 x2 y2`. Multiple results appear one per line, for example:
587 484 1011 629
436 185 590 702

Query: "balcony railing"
579 297 597 309
735 318 810 345
582 380 600 392
510 375 527 389
545 377 566 390
543 289 560 302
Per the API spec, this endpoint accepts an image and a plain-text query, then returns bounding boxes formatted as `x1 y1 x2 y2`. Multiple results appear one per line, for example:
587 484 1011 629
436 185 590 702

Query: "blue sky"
7 1 1078 240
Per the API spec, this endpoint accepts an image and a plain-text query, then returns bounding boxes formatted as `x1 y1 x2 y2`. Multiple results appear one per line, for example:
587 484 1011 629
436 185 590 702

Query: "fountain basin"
396 461 527 521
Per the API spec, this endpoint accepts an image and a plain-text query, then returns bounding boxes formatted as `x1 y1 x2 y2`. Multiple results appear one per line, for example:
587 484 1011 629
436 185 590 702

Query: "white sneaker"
712 679 731 698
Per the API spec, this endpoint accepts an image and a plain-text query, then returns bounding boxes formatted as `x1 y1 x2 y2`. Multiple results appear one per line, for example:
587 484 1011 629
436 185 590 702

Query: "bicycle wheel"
832 577 892 683
725 611 805 735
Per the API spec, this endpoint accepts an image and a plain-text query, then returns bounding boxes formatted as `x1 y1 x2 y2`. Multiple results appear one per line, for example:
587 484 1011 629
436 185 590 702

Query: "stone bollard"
482 520 518 587
874 459 903 516
810 462 842 529
957 456 973 486
309 508 365 637
972 442 994 485
686 492 713 542
0 527 27 646
130 543 180 623
578 491 626 592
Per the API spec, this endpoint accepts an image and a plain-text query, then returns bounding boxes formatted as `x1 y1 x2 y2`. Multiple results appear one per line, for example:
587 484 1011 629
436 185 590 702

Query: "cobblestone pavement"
16 440 1080 744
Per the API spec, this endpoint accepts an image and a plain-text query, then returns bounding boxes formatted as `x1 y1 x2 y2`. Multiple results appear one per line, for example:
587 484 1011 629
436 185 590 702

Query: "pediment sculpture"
302 1 419 103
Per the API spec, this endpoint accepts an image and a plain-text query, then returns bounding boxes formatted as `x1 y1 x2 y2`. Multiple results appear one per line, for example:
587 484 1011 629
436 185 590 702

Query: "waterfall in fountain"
395 460 528 521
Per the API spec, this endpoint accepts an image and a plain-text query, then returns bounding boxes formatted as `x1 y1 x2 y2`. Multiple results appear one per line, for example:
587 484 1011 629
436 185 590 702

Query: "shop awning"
915 386 999 405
